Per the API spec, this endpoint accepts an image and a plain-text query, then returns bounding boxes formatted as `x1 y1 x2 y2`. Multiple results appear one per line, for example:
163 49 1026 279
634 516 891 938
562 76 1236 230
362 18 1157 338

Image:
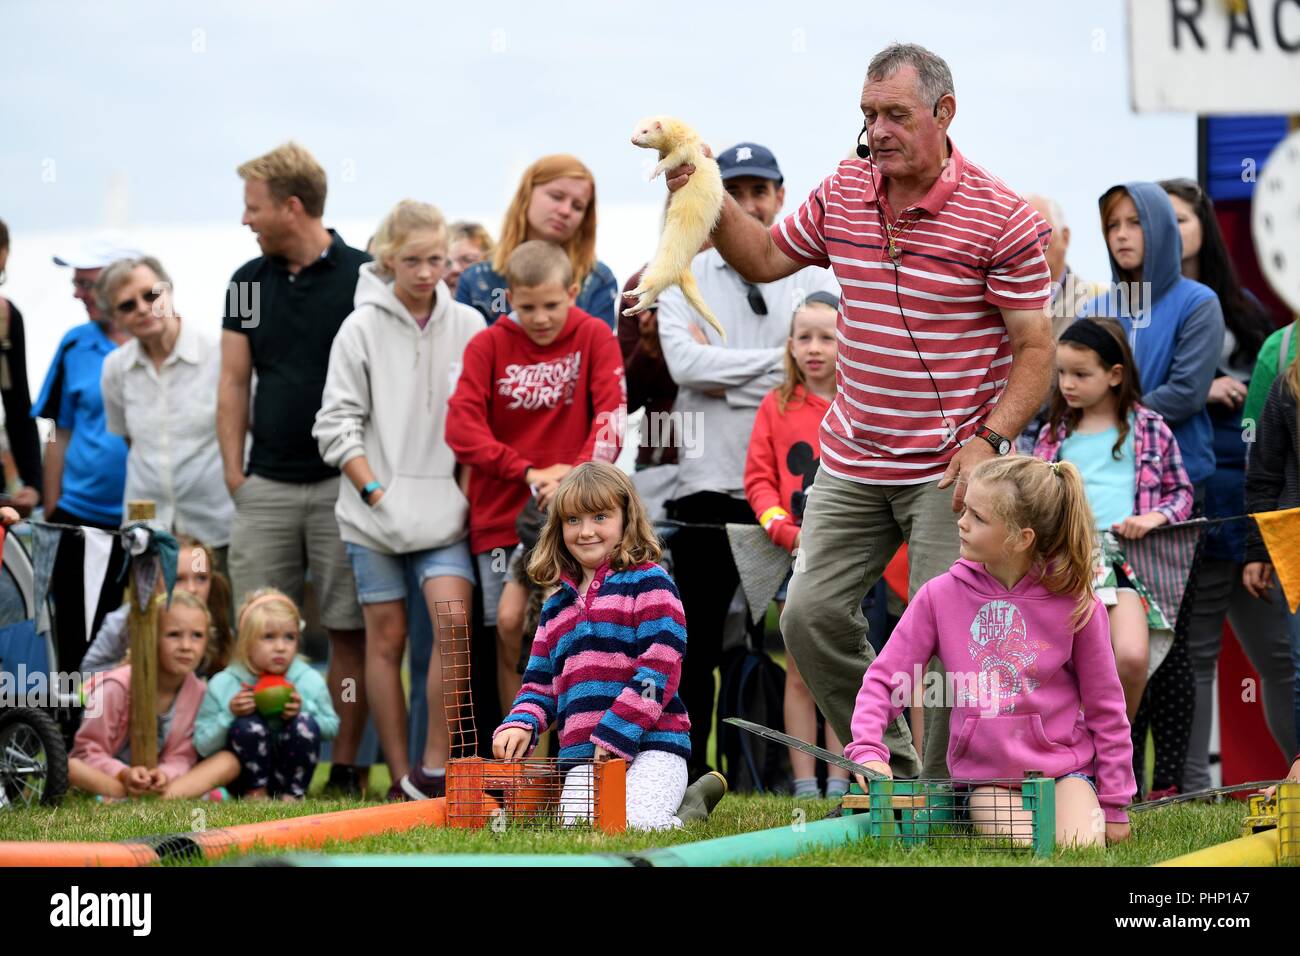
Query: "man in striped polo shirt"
666 43 1055 778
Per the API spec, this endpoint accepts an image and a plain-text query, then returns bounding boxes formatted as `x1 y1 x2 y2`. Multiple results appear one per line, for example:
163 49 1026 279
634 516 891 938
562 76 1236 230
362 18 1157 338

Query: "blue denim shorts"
345 539 475 605
1060 771 1097 792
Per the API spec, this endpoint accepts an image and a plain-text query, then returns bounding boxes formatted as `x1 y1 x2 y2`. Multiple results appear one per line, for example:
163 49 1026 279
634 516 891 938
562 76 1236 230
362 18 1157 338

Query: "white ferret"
625 115 726 340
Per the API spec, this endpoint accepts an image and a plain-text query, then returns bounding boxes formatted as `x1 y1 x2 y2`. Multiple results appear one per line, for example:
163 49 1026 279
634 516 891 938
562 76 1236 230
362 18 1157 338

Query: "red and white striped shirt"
770 141 1052 485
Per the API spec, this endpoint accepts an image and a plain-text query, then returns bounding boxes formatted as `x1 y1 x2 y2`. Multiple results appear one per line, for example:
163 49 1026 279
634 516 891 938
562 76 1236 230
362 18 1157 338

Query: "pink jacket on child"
847 559 1136 823
70 664 207 781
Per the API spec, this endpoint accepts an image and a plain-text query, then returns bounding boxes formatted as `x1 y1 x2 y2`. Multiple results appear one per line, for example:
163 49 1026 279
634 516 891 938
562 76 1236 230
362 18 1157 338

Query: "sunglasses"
743 281 768 316
115 289 162 315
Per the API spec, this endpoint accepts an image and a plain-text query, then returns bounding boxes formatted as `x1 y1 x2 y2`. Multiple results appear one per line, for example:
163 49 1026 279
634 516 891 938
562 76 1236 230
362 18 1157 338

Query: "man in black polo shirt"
218 141 370 792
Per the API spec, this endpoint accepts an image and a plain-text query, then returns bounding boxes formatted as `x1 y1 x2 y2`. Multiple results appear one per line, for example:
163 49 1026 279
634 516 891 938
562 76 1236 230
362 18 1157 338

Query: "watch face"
998 439 1011 456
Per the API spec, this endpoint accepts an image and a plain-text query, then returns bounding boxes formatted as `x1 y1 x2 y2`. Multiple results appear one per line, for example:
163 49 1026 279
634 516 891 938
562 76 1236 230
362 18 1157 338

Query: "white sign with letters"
1129 0 1300 113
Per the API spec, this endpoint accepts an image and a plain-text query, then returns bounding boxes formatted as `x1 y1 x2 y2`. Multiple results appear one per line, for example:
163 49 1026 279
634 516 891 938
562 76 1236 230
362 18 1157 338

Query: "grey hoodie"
314 262 485 554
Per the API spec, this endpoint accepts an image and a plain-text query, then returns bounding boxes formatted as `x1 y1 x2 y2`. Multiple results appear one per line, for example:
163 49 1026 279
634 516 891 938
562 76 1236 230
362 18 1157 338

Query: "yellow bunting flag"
1251 507 1300 613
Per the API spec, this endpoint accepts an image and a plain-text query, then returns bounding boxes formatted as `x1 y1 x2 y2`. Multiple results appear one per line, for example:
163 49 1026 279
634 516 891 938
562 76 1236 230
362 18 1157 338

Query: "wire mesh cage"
434 599 627 832
840 773 1057 856
1273 781 1298 864
445 755 626 831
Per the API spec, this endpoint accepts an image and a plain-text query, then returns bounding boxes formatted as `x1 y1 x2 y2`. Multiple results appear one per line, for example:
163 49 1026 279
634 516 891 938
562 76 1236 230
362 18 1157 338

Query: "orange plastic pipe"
190 797 447 859
0 798 447 867
0 840 159 867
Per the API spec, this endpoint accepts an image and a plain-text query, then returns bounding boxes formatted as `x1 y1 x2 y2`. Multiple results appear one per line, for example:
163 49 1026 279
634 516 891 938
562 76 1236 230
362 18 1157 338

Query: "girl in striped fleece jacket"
492 462 691 830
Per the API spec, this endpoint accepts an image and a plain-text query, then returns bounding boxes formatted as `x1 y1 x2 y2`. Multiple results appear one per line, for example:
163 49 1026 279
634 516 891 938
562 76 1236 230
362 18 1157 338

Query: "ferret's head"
631 115 673 148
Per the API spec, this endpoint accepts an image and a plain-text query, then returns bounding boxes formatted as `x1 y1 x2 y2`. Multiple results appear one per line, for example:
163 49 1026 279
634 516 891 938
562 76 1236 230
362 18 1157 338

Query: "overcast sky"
1 0 1197 375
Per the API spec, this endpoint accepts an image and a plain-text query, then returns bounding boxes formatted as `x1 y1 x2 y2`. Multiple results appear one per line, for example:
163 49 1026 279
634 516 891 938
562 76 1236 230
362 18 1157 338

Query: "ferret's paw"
623 291 658 316
649 158 676 181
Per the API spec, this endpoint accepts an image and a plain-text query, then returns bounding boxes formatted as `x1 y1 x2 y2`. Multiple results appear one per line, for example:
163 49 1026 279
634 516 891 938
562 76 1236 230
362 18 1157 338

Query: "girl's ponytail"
970 455 1097 629
1036 460 1098 629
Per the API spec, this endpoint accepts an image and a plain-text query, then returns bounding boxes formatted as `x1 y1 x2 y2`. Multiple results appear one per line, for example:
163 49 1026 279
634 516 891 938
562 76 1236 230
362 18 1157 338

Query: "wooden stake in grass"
127 500 158 769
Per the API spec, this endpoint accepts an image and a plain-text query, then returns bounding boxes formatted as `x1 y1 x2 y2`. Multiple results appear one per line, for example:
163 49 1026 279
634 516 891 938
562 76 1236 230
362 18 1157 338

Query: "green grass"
1 790 1252 867
765 802 1250 867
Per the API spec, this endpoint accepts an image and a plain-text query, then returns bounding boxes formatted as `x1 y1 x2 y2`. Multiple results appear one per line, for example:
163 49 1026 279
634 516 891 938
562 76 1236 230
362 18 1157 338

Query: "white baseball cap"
51 233 144 270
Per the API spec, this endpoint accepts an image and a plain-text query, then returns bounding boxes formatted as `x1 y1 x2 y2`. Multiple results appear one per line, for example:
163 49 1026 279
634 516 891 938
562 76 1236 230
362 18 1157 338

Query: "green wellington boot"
676 771 728 824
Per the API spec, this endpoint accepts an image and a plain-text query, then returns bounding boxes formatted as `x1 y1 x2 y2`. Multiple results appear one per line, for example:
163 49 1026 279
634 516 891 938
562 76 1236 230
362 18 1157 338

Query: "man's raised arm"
666 160 801 285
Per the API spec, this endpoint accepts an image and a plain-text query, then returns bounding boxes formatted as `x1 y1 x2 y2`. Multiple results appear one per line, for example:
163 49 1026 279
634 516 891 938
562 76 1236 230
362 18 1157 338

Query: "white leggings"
559 750 689 831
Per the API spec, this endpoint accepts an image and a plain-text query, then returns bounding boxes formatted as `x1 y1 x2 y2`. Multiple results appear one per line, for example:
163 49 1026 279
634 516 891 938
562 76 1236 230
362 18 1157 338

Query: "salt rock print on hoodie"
847 558 1137 823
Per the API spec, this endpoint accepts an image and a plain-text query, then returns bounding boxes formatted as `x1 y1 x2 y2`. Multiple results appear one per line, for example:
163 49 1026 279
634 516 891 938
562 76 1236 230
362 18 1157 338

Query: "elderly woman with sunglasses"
97 257 234 564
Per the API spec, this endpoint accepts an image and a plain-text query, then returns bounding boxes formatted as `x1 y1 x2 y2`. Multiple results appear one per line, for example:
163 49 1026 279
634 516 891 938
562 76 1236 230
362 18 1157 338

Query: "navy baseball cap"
718 142 783 184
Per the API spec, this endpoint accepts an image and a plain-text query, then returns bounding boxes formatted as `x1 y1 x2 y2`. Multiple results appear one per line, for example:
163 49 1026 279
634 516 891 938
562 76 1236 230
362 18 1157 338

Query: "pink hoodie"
847 559 1136 823
70 664 206 783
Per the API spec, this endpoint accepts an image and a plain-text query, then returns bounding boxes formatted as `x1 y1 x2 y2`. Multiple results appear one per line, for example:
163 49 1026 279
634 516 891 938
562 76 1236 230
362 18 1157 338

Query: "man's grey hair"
94 256 172 315
867 43 955 107
1024 193 1067 231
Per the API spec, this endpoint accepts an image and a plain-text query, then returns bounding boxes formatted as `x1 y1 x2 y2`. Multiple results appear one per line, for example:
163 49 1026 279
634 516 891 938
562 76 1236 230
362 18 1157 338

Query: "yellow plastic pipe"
1155 828 1278 867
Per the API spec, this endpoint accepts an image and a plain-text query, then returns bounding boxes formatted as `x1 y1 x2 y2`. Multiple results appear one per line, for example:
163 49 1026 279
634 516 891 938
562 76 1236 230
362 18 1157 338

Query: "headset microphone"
856 123 870 159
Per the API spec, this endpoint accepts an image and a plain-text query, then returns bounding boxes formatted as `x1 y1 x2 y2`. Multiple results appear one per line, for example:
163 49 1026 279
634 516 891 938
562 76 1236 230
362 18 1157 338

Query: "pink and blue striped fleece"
495 561 691 761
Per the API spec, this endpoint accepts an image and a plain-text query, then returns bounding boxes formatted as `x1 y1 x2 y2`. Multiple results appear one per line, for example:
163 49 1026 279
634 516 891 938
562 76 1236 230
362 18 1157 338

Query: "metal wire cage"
840 773 1057 857
1280 782 1299 864
434 599 627 832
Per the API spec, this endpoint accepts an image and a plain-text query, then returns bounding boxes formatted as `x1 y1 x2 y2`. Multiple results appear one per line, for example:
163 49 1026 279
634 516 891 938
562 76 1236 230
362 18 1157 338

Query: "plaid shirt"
1033 403 1194 525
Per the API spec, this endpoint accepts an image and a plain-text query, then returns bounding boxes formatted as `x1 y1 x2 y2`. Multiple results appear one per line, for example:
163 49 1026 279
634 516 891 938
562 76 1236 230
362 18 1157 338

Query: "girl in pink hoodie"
69 590 239 800
847 455 1136 848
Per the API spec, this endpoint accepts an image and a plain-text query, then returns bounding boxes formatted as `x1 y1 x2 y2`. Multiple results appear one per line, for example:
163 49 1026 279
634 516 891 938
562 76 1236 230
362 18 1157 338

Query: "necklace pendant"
888 236 897 259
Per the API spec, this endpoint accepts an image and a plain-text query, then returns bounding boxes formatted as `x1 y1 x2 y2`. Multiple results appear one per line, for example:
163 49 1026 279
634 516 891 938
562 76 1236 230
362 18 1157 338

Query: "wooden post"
127 500 158 768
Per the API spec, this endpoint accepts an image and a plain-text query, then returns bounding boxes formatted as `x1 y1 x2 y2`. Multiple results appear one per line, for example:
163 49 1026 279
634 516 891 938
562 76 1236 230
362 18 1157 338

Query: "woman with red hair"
455 154 619 330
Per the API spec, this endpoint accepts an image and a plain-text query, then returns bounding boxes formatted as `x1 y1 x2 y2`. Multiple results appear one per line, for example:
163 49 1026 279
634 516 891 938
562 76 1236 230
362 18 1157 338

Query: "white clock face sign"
1254 130 1300 315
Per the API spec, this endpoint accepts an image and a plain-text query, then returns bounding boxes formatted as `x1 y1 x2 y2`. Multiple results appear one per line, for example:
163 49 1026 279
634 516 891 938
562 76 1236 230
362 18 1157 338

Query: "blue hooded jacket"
1078 182 1224 487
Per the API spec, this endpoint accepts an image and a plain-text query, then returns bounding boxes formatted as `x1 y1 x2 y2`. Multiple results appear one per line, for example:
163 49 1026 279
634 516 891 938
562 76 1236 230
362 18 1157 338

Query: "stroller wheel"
0 708 69 808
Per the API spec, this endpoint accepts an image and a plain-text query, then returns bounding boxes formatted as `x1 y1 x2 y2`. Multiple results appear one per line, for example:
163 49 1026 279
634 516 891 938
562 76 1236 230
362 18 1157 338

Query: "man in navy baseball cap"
717 142 785 228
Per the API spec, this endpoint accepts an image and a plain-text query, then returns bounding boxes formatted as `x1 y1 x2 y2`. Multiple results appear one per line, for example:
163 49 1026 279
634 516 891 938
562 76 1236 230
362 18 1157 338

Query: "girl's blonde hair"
372 199 448 279
527 463 661 588
233 588 301 670
492 155 597 290
1286 343 1300 400
125 590 212 669
969 455 1097 629
778 299 837 413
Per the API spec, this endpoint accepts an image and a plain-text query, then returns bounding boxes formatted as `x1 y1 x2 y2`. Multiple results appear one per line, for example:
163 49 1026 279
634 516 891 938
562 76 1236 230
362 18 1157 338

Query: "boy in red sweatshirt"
446 240 626 705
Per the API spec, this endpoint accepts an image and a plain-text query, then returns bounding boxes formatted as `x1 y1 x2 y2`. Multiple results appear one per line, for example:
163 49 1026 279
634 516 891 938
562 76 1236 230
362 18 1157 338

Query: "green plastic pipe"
240 814 874 868
634 813 874 867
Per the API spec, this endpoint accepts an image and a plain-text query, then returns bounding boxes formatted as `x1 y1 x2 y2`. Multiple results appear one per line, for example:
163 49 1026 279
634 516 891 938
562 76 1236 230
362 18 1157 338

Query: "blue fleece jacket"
1078 181 1224 486
193 657 339 757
